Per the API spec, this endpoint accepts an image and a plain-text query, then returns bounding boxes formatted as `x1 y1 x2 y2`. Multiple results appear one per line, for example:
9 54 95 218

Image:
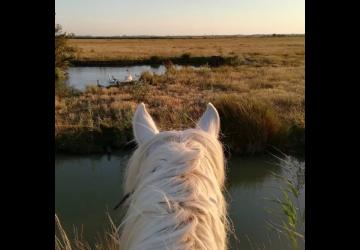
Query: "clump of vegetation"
139 71 155 85
55 214 120 250
55 24 76 79
149 55 161 64
55 87 136 154
55 67 65 80
164 60 176 74
212 95 282 155
55 80 81 98
56 64 304 154
56 36 304 154
181 52 191 60
131 82 150 103
266 155 305 250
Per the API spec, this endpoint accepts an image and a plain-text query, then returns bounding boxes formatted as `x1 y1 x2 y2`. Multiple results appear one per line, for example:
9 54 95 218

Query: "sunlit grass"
69 36 304 65
55 214 121 250
56 36 304 154
56 63 304 154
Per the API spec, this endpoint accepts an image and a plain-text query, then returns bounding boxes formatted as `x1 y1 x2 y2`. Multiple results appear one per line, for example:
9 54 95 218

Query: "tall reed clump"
55 214 121 250
266 154 305 250
139 71 155 85
212 94 282 155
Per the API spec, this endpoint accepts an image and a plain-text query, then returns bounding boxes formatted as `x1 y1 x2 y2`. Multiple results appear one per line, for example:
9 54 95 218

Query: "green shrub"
55 67 65 80
149 55 161 64
181 53 191 60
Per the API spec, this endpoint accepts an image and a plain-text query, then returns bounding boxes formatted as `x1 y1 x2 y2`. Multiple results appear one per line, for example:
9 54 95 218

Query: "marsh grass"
265 154 305 250
55 67 66 80
69 36 304 65
55 80 81 98
55 214 120 250
139 71 155 85
130 82 150 103
56 36 304 154
56 64 304 154
69 36 304 68
212 95 282 155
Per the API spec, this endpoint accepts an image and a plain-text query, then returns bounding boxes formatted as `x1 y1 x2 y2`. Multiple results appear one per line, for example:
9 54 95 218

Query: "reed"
55 214 121 250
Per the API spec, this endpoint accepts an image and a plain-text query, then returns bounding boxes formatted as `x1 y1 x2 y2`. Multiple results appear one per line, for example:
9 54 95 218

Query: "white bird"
108 73 119 84
126 70 133 82
108 73 112 82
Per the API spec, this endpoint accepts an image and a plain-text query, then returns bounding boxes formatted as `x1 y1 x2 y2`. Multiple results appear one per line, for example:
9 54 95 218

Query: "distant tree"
55 24 76 71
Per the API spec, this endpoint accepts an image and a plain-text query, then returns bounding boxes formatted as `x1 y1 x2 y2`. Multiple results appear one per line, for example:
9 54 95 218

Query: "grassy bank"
69 36 304 61
69 36 304 67
56 36 304 155
55 62 304 155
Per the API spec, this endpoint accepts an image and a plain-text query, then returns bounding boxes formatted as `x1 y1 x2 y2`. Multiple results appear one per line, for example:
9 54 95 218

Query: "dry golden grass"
70 36 304 63
55 214 121 250
56 36 304 154
56 63 304 154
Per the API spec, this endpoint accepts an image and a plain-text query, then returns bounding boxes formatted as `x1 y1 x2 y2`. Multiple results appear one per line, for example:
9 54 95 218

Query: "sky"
55 0 305 36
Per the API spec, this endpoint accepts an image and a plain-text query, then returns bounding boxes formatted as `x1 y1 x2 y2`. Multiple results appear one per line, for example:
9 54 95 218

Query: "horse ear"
133 103 159 144
196 103 220 138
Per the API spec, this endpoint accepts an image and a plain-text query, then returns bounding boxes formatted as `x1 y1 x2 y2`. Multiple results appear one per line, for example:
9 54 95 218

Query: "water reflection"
66 65 196 90
226 156 282 189
55 152 304 250
55 152 128 236
67 66 168 90
107 153 111 162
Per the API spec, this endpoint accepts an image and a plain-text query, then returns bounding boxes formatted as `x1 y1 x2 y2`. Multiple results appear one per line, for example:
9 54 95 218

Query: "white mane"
119 103 228 250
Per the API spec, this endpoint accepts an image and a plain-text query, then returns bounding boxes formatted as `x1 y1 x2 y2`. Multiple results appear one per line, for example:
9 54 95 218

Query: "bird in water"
126 69 133 82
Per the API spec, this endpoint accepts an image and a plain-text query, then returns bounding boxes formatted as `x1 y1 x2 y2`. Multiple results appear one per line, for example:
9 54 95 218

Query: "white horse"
118 103 228 250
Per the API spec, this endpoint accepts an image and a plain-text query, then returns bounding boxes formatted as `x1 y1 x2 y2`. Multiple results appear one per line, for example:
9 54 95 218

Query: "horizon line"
68 33 305 38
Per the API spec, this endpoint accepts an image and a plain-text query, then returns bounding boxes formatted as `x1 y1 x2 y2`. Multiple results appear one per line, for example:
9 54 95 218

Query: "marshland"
55 34 305 250
56 35 304 156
